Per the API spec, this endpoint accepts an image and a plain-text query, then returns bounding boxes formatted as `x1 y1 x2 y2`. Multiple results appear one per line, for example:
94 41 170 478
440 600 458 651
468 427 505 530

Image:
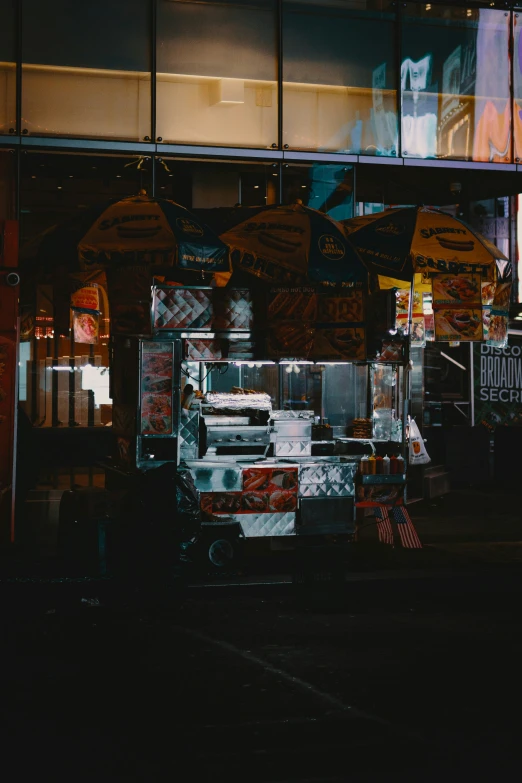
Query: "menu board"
140 342 174 435
432 273 483 342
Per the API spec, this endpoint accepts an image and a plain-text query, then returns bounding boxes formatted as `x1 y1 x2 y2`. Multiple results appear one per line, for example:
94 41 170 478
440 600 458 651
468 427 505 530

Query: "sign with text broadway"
474 342 522 429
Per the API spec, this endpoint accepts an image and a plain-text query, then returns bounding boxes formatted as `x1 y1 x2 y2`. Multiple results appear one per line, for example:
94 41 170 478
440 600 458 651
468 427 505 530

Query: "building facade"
2 0 522 529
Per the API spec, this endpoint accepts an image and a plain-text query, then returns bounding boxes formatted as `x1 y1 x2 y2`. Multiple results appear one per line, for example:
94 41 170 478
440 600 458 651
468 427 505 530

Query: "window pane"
283 1 398 155
283 163 354 221
156 158 280 209
402 3 511 162
19 152 153 434
156 0 278 148
0 0 16 135
21 0 151 141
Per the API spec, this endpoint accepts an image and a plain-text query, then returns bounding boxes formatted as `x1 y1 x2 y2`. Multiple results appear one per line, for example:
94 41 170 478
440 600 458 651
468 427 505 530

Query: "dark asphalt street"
2 565 522 782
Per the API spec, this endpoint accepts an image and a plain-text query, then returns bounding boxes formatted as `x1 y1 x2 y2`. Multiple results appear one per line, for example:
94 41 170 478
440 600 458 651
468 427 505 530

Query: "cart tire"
207 536 236 569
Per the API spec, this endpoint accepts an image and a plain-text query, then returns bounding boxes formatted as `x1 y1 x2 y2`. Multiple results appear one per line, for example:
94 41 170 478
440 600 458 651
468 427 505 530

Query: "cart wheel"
207 537 236 569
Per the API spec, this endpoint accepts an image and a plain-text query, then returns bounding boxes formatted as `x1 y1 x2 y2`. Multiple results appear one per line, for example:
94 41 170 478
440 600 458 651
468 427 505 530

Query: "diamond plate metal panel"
298 462 357 497
179 410 199 450
274 441 312 457
214 289 254 330
226 512 296 537
185 339 223 360
299 481 355 498
154 288 213 330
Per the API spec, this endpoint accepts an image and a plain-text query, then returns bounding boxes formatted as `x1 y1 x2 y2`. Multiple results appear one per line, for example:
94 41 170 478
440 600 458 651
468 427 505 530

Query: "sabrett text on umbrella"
243 222 305 234
419 227 467 238
98 215 161 230
414 253 490 276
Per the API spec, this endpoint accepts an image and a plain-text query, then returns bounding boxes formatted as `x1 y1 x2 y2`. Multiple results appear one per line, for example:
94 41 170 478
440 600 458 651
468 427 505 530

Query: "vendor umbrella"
77 191 230 274
341 206 510 286
220 202 367 287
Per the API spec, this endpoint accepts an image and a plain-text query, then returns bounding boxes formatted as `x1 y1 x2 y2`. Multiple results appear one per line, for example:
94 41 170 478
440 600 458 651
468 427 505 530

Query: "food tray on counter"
361 474 407 484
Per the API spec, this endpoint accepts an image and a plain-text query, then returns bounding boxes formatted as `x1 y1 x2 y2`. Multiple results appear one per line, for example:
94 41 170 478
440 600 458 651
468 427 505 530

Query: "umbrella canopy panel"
342 206 509 284
221 203 368 287
77 193 230 274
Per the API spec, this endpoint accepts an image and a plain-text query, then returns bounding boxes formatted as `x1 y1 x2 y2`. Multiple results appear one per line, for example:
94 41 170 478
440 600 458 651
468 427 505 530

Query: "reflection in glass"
283 1 398 154
156 0 278 148
155 159 279 210
0 0 16 135
21 0 151 141
283 164 354 221
402 4 511 162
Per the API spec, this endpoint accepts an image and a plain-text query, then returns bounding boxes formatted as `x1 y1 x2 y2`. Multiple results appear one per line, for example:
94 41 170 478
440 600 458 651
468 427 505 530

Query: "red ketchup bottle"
375 456 383 474
390 454 398 475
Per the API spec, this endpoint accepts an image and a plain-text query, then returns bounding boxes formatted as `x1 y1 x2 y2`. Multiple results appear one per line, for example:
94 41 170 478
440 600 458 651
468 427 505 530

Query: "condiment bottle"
375 456 383 474
396 455 404 475
368 454 376 474
390 454 398 474
360 456 369 474
383 455 390 475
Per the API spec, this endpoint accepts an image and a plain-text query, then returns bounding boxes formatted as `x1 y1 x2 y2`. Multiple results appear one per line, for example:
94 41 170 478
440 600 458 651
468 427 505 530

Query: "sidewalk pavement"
1 487 522 585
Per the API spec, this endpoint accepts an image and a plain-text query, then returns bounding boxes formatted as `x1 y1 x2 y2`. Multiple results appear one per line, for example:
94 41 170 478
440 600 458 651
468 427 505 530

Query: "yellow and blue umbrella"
220 203 367 287
78 192 230 274
342 206 509 287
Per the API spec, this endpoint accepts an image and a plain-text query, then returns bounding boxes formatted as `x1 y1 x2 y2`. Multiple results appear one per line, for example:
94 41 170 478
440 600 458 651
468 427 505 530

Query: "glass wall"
401 3 511 162
156 0 278 148
21 0 151 141
19 151 152 432
0 0 16 135
282 0 398 155
0 1 519 163
155 157 280 209
283 163 354 221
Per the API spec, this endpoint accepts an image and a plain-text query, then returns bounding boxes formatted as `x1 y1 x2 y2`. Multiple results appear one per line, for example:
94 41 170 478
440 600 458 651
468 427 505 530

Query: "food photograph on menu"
73 311 99 344
432 274 480 305
140 393 173 435
434 308 483 341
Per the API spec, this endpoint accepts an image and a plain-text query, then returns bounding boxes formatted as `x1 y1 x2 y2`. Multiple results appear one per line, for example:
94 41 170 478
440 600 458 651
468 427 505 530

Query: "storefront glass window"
156 158 280 212
0 0 16 135
156 0 278 149
401 3 511 162
283 1 398 155
19 151 152 431
283 163 354 221
21 0 151 141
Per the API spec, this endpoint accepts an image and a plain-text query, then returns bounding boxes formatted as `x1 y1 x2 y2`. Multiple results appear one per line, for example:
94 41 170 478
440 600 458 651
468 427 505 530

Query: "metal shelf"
361 474 407 485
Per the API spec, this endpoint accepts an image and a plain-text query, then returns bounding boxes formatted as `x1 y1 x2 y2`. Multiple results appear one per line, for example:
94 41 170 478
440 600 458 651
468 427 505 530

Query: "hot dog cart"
108 282 408 568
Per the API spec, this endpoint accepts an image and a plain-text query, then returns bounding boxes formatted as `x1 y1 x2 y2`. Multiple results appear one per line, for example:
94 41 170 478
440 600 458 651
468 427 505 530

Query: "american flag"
392 506 422 549
376 506 394 547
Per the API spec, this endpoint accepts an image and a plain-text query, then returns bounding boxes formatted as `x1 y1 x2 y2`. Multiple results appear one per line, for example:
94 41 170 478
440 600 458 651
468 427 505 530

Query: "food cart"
105 279 411 569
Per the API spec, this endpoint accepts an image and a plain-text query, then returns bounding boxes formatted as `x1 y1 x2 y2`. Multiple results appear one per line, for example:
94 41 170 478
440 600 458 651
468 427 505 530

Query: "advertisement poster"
268 287 364 325
71 284 100 312
312 328 366 361
316 290 364 323
434 308 483 342
140 342 174 435
73 310 99 344
474 343 522 429
411 316 426 346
